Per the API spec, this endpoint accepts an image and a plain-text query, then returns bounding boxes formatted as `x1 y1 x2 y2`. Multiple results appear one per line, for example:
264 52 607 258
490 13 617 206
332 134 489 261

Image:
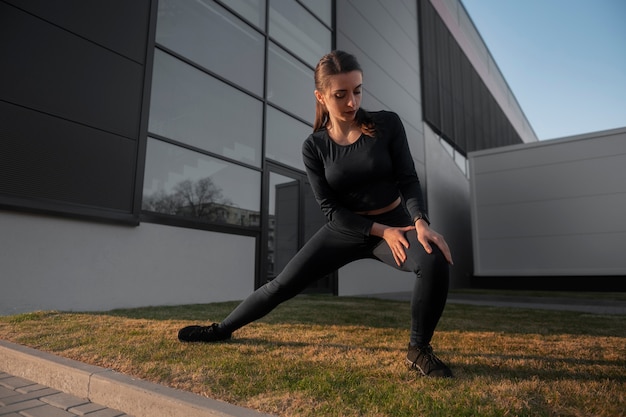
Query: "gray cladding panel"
478 233 626 276
471 129 626 276
472 132 626 174
345 0 419 72
337 0 424 163
337 2 421 99
477 193 626 238
473 153 626 205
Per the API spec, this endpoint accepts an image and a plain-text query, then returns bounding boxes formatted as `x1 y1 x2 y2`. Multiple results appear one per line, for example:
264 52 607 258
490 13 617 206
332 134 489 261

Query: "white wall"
470 127 626 276
0 211 256 315
424 126 474 287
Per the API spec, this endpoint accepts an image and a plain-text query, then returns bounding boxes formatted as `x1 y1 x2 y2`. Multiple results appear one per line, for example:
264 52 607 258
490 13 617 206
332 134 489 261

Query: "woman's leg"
218 224 369 334
372 230 452 377
372 229 449 347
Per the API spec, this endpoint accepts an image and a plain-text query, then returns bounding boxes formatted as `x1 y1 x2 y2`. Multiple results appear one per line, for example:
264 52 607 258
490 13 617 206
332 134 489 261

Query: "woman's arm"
386 112 454 264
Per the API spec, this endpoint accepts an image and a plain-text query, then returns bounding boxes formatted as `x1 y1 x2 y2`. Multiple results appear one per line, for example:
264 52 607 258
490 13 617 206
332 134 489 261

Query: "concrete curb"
0 339 275 417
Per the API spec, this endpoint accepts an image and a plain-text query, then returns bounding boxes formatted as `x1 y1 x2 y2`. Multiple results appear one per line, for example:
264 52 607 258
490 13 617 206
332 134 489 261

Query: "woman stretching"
178 50 454 378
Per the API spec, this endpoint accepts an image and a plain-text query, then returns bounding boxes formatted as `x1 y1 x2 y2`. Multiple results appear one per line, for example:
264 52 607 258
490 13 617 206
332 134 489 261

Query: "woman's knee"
430 244 448 265
405 243 448 275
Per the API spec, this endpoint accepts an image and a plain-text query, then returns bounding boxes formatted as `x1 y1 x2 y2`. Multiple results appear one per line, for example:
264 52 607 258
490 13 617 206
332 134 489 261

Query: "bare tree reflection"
143 176 259 226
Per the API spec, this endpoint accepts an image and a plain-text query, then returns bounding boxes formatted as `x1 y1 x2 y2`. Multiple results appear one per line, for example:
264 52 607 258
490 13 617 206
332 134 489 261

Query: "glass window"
269 0 331 67
299 0 332 26
142 138 261 227
219 0 266 30
440 138 454 158
149 50 263 167
454 150 467 176
267 43 316 122
156 0 264 96
265 106 310 171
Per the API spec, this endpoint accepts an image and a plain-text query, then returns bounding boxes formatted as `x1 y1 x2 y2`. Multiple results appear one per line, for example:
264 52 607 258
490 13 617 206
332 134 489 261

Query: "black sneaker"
178 323 231 342
406 344 453 378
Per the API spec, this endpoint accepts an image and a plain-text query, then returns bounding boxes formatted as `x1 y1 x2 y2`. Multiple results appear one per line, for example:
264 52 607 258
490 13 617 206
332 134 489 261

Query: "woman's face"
316 70 363 124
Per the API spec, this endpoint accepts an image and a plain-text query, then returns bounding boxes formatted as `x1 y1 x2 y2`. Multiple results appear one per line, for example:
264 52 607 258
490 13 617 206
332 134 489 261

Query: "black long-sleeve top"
302 110 427 237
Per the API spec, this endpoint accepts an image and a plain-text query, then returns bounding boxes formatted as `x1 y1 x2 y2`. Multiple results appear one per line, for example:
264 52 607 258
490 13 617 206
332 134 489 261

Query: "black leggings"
219 204 449 346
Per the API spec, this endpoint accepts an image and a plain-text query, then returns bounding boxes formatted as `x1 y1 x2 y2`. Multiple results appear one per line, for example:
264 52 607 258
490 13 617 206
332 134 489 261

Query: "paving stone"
81 408 127 417
41 392 89 410
19 404 77 417
0 388 59 406
0 376 36 390
0 398 45 415
68 402 107 415
0 373 134 417
0 386 16 400
17 384 49 394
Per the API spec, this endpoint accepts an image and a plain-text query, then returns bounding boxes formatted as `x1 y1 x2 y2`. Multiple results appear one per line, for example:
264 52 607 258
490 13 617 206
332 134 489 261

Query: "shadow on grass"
100 296 626 339
456 352 626 382
101 296 414 329
181 334 626 384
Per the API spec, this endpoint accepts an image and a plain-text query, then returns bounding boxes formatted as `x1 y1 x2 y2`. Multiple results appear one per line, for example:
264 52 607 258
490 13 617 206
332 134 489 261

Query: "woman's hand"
415 219 454 265
370 220 454 266
370 223 416 266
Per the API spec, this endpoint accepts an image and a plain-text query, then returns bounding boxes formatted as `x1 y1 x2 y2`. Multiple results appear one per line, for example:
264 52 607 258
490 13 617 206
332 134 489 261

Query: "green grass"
1 295 625 417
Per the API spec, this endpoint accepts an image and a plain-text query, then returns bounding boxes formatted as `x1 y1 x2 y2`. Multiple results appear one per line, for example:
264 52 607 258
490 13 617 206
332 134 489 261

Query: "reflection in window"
269 0 331 67
267 43 316 122
149 50 263 167
142 138 261 227
265 106 311 170
156 0 264 96
219 0 266 30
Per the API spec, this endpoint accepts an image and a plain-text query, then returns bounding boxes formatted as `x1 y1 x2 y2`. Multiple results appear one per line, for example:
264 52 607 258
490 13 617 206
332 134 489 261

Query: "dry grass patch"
1 295 624 417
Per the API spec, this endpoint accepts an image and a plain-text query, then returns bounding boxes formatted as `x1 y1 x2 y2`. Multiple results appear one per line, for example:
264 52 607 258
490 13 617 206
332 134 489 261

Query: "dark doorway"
261 164 337 294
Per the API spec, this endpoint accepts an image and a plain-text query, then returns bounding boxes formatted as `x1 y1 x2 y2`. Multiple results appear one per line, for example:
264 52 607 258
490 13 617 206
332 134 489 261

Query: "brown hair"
313 50 375 135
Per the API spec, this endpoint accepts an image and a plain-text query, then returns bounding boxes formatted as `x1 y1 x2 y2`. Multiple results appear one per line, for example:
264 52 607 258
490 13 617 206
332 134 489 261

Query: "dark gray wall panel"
3 0 150 63
0 2 144 139
0 102 136 212
0 0 153 221
418 0 523 155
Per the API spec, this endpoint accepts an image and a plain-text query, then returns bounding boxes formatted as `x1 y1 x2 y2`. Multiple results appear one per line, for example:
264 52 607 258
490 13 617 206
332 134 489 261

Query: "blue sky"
460 0 626 140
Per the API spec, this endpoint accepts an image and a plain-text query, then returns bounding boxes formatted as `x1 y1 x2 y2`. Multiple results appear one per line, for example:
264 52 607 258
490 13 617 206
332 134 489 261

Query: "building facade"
470 127 626 290
0 0 536 314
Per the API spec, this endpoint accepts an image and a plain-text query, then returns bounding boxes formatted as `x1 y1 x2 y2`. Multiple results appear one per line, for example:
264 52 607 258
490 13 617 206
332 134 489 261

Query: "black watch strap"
413 212 430 225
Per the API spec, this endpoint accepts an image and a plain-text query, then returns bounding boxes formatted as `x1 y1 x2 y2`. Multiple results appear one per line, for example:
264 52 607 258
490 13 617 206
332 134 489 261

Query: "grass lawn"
0 295 624 417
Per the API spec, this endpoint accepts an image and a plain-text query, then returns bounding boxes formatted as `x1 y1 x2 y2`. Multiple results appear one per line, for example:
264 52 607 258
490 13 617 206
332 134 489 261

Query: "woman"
178 50 454 378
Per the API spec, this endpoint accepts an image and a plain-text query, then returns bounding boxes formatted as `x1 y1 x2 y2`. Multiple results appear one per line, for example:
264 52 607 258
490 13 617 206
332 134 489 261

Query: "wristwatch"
413 212 430 225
